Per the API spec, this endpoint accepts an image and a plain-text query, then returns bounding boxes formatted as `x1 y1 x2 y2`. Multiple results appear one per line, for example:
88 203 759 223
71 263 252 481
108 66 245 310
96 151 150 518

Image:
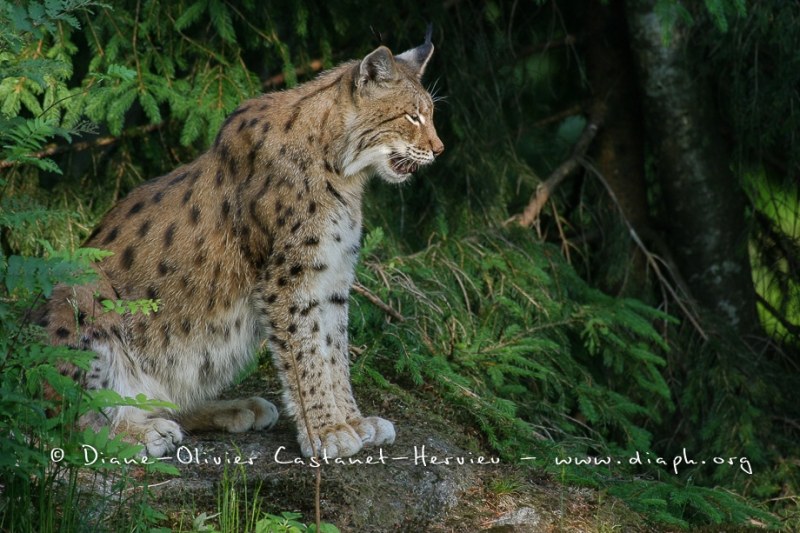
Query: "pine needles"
349 227 779 526
352 228 673 457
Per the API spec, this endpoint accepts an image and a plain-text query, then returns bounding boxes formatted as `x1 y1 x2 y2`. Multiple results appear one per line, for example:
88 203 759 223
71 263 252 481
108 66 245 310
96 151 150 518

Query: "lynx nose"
431 135 444 157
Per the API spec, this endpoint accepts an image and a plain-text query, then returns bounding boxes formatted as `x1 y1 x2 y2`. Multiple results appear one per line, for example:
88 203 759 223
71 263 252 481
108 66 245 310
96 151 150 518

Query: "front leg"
259 285 363 458
325 291 395 448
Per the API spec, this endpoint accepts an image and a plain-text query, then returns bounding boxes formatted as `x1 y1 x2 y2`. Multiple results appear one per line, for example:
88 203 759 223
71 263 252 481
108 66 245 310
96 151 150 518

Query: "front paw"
297 423 363 458
142 418 183 457
349 416 396 447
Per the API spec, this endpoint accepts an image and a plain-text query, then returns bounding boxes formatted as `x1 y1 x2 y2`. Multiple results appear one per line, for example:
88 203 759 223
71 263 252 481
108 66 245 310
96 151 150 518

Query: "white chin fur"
376 161 412 183
346 147 416 183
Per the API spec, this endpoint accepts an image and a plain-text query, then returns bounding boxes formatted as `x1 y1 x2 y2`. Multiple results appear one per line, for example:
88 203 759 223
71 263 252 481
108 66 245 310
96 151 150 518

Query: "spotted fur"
42 32 443 458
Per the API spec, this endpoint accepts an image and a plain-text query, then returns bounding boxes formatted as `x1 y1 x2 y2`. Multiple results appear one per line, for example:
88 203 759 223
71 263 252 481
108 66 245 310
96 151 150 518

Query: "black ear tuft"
395 24 435 79
358 46 397 87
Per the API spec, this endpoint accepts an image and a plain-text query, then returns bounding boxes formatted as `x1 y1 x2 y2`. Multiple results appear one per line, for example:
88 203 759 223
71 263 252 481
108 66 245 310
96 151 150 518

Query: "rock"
146 374 650 532
156 410 483 532
487 507 540 532
149 372 488 531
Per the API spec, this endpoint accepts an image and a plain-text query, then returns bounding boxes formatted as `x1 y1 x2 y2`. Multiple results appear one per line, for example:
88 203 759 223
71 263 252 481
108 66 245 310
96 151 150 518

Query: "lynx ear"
358 46 397 87
395 24 434 79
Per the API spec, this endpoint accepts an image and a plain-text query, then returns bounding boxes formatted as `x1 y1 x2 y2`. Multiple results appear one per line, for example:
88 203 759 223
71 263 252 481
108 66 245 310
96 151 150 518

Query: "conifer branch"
508 100 709 339
585 163 709 341
0 122 164 170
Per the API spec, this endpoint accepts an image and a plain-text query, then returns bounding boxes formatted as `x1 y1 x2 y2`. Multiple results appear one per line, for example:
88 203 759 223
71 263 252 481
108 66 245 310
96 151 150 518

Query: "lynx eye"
405 113 421 125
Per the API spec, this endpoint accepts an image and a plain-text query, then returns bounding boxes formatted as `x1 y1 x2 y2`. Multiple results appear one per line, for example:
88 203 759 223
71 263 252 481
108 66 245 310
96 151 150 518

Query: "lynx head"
346 27 444 183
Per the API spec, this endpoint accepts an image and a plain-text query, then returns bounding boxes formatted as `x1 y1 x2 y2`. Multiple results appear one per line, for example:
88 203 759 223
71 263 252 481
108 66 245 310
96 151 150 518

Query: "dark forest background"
1 0 798 530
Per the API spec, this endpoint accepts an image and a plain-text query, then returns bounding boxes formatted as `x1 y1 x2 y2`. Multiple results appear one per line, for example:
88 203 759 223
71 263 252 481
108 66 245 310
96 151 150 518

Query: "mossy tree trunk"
624 0 758 333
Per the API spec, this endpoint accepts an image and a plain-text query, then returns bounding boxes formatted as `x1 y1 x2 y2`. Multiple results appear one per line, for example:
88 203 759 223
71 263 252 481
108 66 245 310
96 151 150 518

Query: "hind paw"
213 397 279 433
247 397 279 430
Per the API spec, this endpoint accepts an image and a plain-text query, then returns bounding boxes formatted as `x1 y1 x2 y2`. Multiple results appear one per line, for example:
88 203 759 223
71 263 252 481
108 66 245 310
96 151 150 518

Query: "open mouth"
389 153 419 176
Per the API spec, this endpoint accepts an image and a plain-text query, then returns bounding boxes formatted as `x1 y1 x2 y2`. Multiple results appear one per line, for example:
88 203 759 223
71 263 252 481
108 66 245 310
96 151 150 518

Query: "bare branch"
263 59 324 89
516 34 577 58
508 97 709 339
352 282 406 322
511 104 605 227
0 122 164 170
756 294 800 337
533 101 589 128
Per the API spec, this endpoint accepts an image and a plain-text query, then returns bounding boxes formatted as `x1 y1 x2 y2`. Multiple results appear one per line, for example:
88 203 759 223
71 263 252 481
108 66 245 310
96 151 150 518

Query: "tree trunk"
624 1 758 333
584 0 650 296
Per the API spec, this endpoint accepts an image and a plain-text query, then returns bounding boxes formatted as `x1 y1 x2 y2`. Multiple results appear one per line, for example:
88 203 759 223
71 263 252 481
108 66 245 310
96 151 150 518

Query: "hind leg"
75 334 190 457
178 397 279 433
95 398 278 457
88 407 184 457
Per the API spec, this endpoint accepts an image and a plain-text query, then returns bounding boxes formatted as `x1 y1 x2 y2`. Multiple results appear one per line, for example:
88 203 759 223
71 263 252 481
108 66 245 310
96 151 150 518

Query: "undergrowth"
0 233 180 532
184 462 338 533
1 3 178 531
350 226 777 528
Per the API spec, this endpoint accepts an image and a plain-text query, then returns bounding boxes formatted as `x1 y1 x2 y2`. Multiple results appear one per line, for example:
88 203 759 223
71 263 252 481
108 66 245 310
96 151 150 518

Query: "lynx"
41 30 443 459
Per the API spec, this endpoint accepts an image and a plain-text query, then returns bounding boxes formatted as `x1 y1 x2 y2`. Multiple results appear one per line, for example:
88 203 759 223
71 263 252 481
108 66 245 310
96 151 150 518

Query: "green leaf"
361 227 385 256
174 0 208 30
208 0 235 43
139 90 161 123
106 64 137 81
